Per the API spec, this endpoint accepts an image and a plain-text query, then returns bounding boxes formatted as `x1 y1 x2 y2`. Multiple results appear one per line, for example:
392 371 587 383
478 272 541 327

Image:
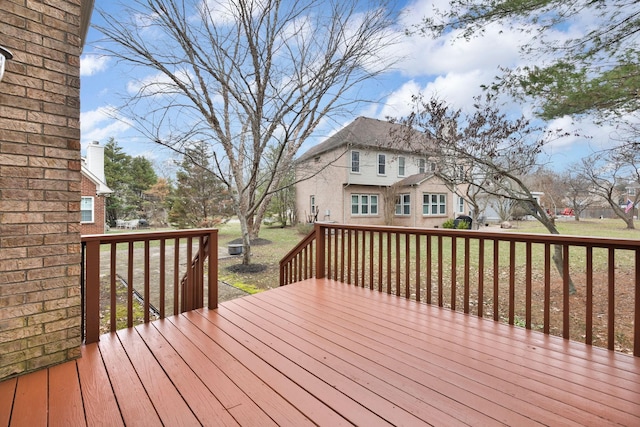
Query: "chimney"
86 141 105 183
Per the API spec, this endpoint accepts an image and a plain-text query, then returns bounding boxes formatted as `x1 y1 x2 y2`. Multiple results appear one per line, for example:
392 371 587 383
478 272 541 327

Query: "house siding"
0 0 83 380
347 149 427 187
296 134 465 229
296 148 348 223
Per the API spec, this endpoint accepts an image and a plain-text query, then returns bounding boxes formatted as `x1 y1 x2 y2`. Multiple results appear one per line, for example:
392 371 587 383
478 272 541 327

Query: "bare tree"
392 94 577 293
381 183 400 226
526 167 565 217
562 170 595 221
95 0 401 264
576 146 640 229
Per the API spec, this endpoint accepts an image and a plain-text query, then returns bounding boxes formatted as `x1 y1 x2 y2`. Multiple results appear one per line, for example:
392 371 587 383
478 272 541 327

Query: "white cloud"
80 106 132 145
198 0 242 25
80 55 109 76
374 80 423 119
126 69 193 96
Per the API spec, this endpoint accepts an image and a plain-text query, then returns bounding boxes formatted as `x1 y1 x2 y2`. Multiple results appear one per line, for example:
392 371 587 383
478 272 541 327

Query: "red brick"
1 0 83 379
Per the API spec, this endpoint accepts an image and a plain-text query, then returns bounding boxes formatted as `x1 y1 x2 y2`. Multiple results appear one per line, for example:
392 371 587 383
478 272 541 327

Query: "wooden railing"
280 223 640 356
81 229 218 344
279 230 316 286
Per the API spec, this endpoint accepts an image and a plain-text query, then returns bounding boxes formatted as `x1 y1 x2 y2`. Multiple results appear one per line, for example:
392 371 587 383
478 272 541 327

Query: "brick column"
0 0 83 379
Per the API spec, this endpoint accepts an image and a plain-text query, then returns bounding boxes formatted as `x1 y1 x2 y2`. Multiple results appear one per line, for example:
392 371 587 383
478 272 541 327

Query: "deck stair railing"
280 222 640 357
82 229 218 344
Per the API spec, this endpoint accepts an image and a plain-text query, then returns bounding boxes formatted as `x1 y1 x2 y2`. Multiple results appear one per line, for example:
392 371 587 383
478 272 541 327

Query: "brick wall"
0 0 83 379
80 174 107 235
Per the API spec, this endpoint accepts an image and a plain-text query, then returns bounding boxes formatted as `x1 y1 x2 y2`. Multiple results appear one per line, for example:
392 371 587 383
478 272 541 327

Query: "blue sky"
79 0 615 173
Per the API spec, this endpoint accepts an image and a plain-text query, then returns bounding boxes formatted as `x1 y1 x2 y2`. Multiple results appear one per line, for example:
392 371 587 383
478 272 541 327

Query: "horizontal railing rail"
281 223 640 357
81 229 218 344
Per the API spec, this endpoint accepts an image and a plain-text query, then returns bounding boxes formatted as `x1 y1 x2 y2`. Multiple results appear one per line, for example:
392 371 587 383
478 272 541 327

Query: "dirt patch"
226 263 268 274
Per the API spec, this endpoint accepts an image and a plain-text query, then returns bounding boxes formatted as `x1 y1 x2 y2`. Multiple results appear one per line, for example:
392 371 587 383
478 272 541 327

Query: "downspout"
344 143 352 223
343 183 350 224
413 185 417 228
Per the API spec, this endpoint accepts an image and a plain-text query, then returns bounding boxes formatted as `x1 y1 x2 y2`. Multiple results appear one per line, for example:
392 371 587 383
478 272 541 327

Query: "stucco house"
295 117 468 228
80 142 112 234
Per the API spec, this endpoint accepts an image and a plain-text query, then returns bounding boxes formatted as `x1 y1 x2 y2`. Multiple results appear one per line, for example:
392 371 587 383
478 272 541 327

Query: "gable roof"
395 172 437 187
297 116 433 163
81 162 112 196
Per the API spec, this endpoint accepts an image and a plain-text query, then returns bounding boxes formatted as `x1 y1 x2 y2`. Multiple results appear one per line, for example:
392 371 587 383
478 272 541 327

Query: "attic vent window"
314 156 320 162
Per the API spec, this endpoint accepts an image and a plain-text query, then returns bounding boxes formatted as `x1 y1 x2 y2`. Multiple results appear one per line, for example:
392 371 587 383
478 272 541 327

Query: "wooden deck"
2 278 640 426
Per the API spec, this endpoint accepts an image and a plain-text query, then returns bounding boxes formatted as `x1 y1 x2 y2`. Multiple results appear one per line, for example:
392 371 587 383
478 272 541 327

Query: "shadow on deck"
2 278 639 426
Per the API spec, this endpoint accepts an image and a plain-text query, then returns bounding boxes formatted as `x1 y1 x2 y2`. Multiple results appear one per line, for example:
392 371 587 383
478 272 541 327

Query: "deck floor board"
2 278 640 426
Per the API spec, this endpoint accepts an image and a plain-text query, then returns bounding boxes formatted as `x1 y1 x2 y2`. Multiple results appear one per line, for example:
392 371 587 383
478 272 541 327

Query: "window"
351 151 360 173
423 193 447 216
377 153 386 175
310 195 316 214
457 196 465 214
351 194 378 216
395 194 411 216
629 188 637 196
398 156 405 177
457 165 465 180
81 196 94 223
420 159 436 173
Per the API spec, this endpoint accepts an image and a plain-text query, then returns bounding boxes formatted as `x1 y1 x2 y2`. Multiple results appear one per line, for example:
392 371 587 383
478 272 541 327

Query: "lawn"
217 217 640 293
216 222 311 292
505 216 640 238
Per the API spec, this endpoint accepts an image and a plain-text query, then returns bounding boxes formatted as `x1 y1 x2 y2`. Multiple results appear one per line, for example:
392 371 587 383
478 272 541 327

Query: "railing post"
84 239 100 344
635 249 639 357
315 223 326 279
208 230 218 309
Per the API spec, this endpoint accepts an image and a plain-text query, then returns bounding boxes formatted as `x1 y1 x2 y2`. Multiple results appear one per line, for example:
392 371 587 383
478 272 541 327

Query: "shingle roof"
395 172 435 187
297 116 432 163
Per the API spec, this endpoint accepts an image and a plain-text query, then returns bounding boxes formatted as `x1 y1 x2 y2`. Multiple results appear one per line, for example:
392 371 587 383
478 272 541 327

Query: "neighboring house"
295 117 468 228
81 142 112 234
481 191 545 222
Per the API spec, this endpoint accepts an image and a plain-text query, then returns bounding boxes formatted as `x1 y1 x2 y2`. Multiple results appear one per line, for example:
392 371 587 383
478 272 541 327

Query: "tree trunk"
606 197 635 230
552 244 576 295
237 213 252 265
536 208 577 294
624 216 635 229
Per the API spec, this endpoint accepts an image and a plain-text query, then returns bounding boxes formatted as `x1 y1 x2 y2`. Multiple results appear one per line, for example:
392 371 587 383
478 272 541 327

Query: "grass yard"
505 216 640 238
217 222 310 292
218 217 640 293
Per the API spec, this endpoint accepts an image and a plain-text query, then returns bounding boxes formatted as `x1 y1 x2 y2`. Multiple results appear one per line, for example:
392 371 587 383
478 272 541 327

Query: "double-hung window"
398 156 406 177
310 195 316 214
395 194 411 216
423 193 447 216
81 196 94 223
377 154 386 175
351 151 360 173
418 158 426 173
